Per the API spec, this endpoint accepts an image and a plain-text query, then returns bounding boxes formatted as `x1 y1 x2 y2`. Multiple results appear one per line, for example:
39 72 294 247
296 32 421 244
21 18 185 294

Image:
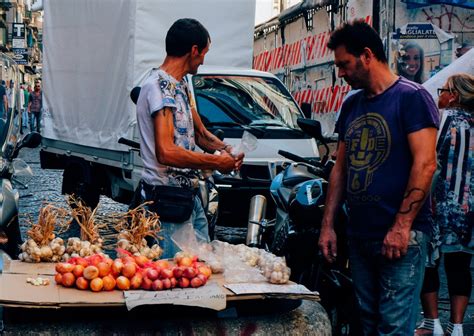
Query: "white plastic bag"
231 131 258 156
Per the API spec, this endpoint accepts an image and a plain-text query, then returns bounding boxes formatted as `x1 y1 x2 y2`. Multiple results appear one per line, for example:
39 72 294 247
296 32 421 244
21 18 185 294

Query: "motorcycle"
246 117 361 335
0 55 42 259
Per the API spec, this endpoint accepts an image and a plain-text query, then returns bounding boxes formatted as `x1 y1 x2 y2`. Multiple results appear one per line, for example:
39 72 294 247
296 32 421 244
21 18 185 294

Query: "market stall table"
0 258 323 332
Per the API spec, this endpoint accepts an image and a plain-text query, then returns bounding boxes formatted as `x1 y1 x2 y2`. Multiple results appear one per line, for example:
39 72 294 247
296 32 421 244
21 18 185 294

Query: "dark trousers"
29 111 40 132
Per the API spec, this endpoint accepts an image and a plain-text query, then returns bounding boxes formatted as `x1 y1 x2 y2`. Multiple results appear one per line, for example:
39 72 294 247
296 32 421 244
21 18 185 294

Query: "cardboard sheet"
0 273 59 306
0 261 318 308
124 282 226 311
2 257 56 276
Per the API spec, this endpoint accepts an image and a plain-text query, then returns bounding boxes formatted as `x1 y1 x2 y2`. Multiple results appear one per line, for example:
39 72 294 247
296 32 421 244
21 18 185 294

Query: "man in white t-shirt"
136 18 243 258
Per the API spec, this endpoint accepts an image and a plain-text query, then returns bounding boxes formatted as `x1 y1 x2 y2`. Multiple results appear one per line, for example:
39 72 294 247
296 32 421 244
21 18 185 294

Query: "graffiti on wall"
421 4 474 31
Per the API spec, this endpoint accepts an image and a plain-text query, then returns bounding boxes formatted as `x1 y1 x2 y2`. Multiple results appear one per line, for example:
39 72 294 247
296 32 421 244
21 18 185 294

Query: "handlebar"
278 149 334 179
118 137 140 150
278 150 312 165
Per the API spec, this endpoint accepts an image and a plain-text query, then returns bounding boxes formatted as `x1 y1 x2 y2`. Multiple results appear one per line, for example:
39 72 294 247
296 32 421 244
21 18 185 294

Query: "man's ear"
190 45 200 57
361 47 373 64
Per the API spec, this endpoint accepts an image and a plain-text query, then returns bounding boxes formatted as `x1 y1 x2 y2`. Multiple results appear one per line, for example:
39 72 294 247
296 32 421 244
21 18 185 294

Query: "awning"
279 0 332 23
24 65 36 75
402 0 474 9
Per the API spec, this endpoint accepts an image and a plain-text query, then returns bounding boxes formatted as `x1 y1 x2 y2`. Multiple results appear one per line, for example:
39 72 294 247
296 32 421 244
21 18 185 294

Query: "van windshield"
192 75 302 129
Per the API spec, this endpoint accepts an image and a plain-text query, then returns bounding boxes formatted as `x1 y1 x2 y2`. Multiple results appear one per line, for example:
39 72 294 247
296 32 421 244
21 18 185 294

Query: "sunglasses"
437 88 451 96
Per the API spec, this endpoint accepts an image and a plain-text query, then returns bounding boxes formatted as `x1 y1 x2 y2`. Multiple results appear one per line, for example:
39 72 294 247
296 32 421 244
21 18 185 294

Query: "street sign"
12 23 26 49
12 39 26 49
12 23 26 39
12 48 28 65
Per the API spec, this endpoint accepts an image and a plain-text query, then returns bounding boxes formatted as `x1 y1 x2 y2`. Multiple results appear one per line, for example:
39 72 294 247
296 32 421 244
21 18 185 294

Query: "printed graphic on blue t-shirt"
346 113 391 194
337 78 439 239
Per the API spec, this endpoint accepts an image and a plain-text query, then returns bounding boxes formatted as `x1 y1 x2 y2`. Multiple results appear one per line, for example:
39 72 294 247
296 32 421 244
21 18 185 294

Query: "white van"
188 67 319 226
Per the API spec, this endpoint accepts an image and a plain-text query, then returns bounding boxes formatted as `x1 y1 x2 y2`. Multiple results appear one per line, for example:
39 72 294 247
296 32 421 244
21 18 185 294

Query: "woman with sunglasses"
416 73 474 336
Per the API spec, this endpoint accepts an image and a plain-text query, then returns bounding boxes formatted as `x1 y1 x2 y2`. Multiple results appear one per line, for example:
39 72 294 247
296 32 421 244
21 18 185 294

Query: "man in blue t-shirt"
318 21 439 335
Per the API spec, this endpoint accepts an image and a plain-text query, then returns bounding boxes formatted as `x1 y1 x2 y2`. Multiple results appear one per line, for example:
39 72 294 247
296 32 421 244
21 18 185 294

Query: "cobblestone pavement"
12 147 474 335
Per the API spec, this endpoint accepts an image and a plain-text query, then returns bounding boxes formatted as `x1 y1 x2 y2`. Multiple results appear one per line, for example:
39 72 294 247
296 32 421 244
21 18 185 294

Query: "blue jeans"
157 197 209 259
29 111 40 132
348 230 427 335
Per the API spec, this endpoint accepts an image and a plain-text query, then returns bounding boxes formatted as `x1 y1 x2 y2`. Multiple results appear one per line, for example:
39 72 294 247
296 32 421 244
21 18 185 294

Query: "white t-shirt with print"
136 69 199 188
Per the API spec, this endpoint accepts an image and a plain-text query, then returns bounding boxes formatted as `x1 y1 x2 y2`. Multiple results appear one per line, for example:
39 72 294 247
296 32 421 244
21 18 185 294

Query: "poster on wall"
390 22 454 84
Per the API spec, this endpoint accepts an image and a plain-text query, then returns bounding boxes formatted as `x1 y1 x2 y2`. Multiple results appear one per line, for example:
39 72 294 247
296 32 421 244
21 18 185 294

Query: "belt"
141 180 198 195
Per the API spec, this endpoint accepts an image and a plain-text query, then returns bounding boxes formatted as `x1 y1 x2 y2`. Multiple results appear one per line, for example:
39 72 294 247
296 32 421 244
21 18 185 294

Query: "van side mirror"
297 118 323 141
19 131 42 149
12 131 42 159
297 117 329 164
300 102 312 119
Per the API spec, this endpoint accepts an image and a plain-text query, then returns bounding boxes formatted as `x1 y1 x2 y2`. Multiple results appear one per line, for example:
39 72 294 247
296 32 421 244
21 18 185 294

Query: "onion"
178 277 189 288
152 279 163 291
83 266 99 280
122 262 137 279
102 275 116 291
190 277 203 288
61 272 76 287
116 276 130 290
72 265 84 278
134 255 149 267
75 277 89 290
197 274 208 285
112 259 124 276
97 262 111 277
90 278 104 292
141 277 153 290
172 266 184 279
170 277 177 289
146 268 159 281
198 266 212 279
130 273 143 289
162 278 171 289
182 267 196 279
56 262 75 274
160 268 173 279
54 273 63 284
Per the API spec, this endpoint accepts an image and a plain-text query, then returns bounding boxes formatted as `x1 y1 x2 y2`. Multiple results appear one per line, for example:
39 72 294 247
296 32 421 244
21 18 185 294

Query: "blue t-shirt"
336 77 440 239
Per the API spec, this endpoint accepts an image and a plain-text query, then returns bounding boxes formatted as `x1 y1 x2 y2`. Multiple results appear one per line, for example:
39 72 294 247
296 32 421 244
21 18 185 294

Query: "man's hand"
318 226 337 263
217 151 237 174
382 227 410 260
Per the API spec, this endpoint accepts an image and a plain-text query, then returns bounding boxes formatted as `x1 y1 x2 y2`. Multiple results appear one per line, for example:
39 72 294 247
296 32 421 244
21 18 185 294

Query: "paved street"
8 147 474 335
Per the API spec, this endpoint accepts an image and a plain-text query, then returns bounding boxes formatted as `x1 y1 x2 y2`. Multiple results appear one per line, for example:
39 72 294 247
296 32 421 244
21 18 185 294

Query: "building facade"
253 0 474 134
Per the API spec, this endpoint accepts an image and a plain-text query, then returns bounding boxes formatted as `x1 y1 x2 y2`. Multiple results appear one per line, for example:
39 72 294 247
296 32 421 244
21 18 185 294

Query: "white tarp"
42 0 255 151
423 48 474 103
42 0 135 151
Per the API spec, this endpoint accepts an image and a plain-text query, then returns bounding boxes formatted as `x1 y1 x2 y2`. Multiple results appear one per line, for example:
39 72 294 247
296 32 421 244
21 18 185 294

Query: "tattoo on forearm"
398 188 426 214
204 133 217 143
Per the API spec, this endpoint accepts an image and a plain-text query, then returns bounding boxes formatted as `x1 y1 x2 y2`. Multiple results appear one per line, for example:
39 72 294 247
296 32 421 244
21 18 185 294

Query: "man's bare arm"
383 127 437 259
191 107 227 152
319 141 347 262
154 107 235 173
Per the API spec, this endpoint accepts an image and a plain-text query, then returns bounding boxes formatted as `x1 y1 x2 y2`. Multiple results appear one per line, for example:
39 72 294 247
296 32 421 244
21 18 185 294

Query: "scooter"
0 131 42 259
0 55 43 259
246 117 361 335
